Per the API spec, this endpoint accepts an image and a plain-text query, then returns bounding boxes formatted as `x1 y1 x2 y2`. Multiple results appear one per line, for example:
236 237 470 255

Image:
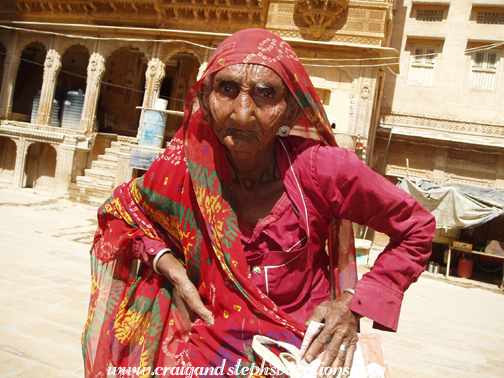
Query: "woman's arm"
303 145 435 374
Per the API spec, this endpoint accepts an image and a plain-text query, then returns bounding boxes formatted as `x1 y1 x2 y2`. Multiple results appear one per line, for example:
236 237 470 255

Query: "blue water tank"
61 89 85 130
30 90 61 127
139 110 167 148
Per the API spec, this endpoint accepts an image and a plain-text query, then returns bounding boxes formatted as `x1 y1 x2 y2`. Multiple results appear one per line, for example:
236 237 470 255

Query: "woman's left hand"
303 292 361 377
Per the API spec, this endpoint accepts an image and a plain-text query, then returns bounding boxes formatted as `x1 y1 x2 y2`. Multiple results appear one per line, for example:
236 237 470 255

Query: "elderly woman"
83 29 435 377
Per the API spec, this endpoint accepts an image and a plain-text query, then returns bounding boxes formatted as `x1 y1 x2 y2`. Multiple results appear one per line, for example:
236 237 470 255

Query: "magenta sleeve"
314 146 436 331
131 235 168 269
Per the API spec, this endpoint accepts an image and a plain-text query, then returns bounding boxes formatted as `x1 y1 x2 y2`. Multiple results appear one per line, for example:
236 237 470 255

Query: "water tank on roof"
61 89 85 130
30 90 61 127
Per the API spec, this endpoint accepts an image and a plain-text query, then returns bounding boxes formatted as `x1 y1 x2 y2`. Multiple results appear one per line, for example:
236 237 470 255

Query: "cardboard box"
452 241 473 250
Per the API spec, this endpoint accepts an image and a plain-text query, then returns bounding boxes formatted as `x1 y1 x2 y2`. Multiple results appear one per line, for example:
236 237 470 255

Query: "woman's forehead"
213 64 285 87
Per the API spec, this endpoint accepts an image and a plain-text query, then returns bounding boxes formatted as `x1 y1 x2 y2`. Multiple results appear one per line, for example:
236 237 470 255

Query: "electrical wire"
0 50 186 104
0 24 216 50
1 23 502 69
474 257 504 273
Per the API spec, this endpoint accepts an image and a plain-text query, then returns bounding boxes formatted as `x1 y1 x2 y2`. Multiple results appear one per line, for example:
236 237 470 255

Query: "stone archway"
23 142 57 190
161 52 200 136
97 46 147 136
57 44 90 129
12 42 47 122
0 136 16 185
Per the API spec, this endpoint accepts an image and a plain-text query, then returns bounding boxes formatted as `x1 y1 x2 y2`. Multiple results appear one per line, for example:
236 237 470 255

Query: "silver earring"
277 125 291 137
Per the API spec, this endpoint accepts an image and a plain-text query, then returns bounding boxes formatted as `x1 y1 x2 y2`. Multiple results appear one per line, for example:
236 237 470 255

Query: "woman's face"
205 64 291 155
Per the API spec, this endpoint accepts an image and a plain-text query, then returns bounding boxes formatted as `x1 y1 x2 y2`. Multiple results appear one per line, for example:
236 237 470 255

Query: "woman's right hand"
156 253 215 326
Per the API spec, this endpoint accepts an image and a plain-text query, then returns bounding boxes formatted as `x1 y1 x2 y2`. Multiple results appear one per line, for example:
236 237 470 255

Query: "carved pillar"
115 143 133 187
431 147 447 185
350 66 378 162
143 58 166 109
136 57 166 139
80 52 106 132
36 49 62 126
54 136 78 194
0 33 19 120
12 137 27 189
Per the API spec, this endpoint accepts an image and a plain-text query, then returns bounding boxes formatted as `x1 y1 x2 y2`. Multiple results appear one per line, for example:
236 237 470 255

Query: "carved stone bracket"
296 0 349 39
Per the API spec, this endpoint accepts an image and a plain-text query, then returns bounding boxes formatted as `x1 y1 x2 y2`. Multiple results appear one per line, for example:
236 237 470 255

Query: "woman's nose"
231 92 255 128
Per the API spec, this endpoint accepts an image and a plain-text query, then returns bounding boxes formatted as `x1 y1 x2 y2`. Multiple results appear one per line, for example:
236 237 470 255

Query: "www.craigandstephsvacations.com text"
106 359 386 377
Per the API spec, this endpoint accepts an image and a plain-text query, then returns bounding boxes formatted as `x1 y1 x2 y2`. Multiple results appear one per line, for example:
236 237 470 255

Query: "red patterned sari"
82 29 357 378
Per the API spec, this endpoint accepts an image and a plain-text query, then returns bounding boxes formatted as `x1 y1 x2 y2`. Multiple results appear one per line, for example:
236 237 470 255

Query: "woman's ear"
283 93 304 127
198 75 213 123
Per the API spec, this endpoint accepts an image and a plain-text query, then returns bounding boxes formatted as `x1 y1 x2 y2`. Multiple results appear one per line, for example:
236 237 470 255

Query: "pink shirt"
240 136 435 331
136 136 435 332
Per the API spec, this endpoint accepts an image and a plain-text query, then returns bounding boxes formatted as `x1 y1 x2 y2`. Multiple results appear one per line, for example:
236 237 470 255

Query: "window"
315 88 331 105
469 49 500 91
477 11 504 24
416 9 444 22
407 45 438 86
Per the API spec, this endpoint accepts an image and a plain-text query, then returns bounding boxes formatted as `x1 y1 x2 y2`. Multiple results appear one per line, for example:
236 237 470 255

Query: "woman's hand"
304 292 361 377
156 253 215 326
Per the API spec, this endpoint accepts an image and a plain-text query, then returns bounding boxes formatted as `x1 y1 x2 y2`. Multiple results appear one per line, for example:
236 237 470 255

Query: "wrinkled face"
204 64 291 154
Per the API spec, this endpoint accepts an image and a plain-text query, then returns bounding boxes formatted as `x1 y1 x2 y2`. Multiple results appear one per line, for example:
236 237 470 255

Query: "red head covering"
184 28 336 146
83 28 356 377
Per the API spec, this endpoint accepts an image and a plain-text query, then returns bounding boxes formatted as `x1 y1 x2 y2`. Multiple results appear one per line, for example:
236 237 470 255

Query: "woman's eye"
217 82 236 94
258 88 275 99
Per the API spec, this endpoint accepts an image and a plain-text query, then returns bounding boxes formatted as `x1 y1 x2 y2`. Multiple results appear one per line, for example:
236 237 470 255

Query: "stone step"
97 153 118 163
79 170 115 185
68 183 110 206
104 146 120 155
91 159 117 172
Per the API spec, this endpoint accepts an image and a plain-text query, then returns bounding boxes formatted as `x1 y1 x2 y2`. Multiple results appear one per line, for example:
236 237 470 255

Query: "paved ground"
0 186 503 378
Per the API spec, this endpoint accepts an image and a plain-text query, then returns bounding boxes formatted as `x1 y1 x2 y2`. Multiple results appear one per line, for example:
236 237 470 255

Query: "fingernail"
305 354 312 363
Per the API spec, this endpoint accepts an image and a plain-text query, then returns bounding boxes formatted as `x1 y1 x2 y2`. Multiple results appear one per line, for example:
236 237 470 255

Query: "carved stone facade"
0 0 396 200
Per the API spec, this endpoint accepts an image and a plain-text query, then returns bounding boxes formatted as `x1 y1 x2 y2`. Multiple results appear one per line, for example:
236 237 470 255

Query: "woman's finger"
319 333 345 372
157 253 214 325
178 278 215 325
341 343 357 378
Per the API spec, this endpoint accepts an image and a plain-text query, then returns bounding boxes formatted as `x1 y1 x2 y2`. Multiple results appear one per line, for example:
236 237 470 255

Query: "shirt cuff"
349 277 404 332
152 249 172 274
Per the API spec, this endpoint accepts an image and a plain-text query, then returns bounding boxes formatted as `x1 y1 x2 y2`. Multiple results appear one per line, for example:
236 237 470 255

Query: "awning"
397 178 504 230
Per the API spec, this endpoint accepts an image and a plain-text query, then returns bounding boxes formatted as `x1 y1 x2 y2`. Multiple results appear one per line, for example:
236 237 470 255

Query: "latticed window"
416 9 444 22
469 50 500 91
407 45 438 86
477 11 504 24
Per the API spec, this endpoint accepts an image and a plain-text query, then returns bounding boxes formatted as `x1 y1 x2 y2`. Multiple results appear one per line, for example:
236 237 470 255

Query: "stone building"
0 0 397 205
374 0 504 191
370 0 504 271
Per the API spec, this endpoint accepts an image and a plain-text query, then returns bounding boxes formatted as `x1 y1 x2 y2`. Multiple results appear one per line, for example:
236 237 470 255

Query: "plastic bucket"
457 257 473 279
139 110 167 148
155 98 168 110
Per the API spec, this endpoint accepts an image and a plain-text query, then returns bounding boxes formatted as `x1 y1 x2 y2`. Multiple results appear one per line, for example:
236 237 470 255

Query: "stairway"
69 140 122 206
